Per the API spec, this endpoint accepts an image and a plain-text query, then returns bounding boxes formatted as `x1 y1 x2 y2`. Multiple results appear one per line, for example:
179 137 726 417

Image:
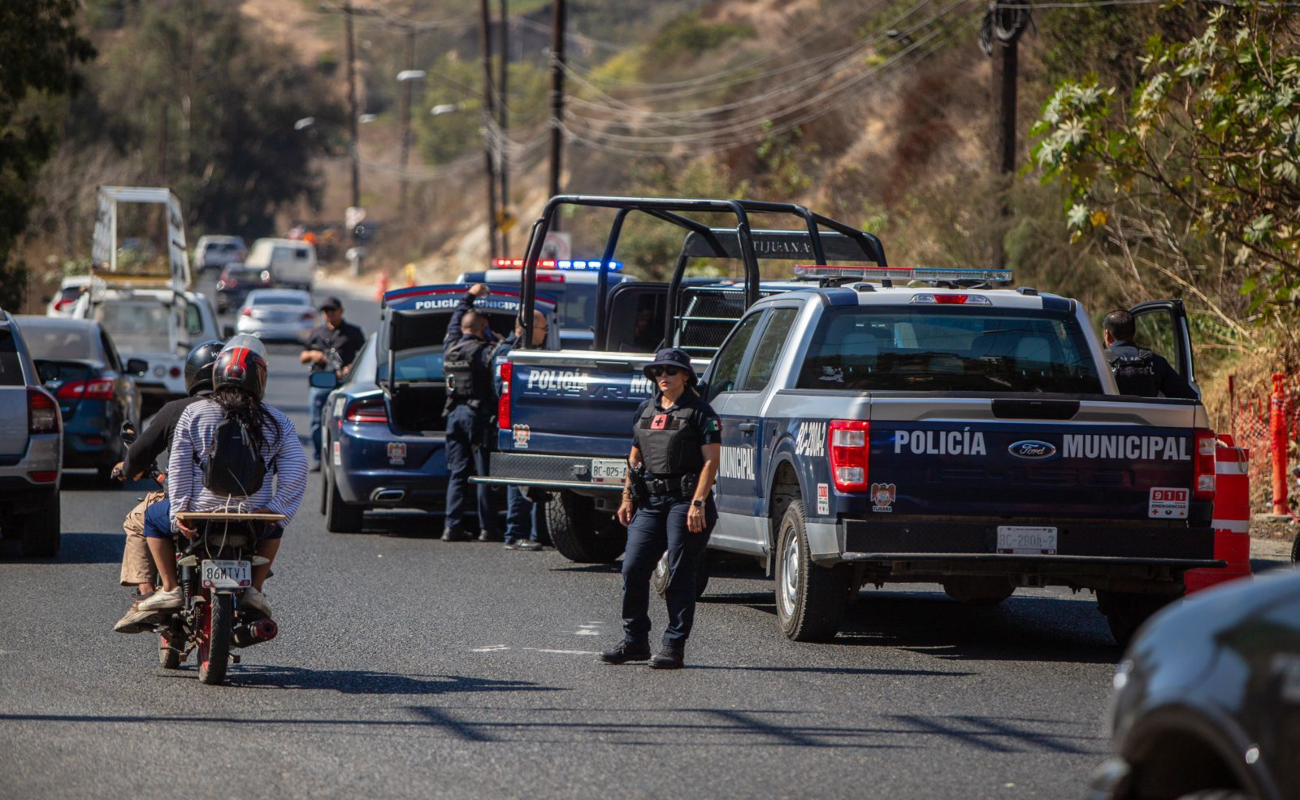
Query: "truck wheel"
18 492 61 558
1291 535 1298 564
775 500 849 642
318 461 328 515
653 550 712 599
325 468 364 533
942 576 1015 606
546 491 625 564
1097 590 1176 647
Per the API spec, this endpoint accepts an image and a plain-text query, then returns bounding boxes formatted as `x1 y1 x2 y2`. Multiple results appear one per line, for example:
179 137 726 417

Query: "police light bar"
792 265 1014 284
492 258 624 272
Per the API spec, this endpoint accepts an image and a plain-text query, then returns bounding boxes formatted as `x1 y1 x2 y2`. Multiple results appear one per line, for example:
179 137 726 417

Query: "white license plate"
201 559 251 589
590 458 627 484
996 526 1058 555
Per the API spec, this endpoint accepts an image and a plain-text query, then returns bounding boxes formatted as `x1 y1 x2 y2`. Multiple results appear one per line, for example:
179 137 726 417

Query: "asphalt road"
0 278 1161 799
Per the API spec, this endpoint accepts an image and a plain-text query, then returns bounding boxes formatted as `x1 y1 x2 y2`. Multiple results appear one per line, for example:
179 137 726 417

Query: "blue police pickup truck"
495 260 1223 645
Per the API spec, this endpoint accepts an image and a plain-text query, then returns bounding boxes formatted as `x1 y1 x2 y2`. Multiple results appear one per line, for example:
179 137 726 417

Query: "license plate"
201 559 251 589
996 526 1058 555
590 458 627 484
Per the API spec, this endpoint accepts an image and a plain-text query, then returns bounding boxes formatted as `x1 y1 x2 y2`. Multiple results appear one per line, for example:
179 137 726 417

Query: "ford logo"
1008 440 1057 459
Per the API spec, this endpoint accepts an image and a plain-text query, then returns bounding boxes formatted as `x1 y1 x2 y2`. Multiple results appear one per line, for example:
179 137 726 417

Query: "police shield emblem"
870 482 896 513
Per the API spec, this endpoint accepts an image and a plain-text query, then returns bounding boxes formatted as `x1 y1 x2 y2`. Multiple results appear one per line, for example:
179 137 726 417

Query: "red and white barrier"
1184 434 1252 594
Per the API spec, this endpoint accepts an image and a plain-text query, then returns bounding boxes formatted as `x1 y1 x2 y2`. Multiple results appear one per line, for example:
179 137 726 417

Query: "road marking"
573 622 603 636
469 644 509 652
526 648 598 655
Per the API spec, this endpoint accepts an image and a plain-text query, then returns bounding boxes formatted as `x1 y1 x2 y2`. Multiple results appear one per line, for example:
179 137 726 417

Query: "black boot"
598 641 652 665
649 645 684 670
442 527 469 542
478 529 503 543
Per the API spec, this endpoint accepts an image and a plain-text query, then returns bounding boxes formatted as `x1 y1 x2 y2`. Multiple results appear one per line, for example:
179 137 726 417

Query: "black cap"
643 347 695 383
318 296 343 311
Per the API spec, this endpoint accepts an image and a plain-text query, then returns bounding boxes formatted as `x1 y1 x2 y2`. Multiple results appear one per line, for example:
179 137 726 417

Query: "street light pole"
477 0 498 259
344 0 361 211
547 0 566 230
498 0 509 255
398 30 415 221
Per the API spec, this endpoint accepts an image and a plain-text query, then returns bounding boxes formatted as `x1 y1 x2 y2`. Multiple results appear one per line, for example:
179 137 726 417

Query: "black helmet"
184 340 225 396
213 341 269 401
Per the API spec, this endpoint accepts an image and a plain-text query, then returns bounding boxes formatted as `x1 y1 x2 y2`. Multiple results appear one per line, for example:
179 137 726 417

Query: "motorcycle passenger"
112 340 223 633
493 309 549 551
600 348 722 670
1102 310 1197 399
441 283 501 543
135 339 308 619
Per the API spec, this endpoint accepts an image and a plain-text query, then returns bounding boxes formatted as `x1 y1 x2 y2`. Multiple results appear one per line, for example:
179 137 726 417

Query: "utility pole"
497 0 509 255
548 0 566 229
344 0 361 211
984 0 1028 270
158 103 168 182
398 29 415 221
478 0 499 259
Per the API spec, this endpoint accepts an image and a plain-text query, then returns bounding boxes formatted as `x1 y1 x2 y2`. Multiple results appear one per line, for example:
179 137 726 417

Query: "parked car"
245 237 316 290
215 263 273 313
194 235 247 272
16 316 144 485
235 289 316 343
0 310 63 556
1090 567 1300 800
45 276 91 317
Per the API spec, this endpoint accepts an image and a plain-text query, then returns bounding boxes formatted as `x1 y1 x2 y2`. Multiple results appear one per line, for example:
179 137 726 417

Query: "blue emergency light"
492 258 624 272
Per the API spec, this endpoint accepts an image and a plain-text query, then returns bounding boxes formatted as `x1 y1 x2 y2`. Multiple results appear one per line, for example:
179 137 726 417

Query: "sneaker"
598 641 652 665
478 529 503 543
649 645 685 670
308 462 322 473
506 540 542 552
442 527 469 542
113 596 163 634
136 587 183 612
242 586 272 617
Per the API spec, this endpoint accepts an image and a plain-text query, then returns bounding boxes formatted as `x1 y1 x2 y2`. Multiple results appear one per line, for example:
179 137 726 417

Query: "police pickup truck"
694 264 1219 644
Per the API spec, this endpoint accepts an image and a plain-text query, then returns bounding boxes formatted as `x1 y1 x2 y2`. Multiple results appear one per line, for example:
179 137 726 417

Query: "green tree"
1031 1 1300 325
416 56 550 167
0 0 95 309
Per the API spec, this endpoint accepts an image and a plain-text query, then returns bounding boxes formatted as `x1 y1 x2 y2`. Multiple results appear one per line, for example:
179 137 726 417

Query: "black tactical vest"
1106 347 1159 397
637 400 705 476
444 337 495 405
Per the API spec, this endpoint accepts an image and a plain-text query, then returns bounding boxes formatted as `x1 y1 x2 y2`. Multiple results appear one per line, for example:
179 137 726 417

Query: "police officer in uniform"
1102 310 1196 398
442 284 502 543
600 348 722 670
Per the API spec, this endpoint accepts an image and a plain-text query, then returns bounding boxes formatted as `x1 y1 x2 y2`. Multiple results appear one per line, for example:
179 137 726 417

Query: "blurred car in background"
17 316 143 485
215 263 273 313
245 237 316 290
0 311 62 556
194 235 247 272
45 275 91 317
235 289 315 343
1089 567 1300 800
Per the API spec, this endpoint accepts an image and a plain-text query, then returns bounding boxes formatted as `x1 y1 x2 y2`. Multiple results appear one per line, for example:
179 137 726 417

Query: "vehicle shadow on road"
167 664 565 695
0 532 122 564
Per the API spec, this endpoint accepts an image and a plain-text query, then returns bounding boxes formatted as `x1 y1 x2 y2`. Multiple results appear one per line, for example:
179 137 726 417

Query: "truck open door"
1128 299 1200 399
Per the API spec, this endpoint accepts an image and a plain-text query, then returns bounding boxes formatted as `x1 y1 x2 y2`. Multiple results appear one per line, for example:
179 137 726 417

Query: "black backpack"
200 413 276 496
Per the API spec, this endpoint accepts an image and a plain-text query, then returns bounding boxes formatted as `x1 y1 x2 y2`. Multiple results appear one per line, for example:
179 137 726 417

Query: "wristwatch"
691 499 704 509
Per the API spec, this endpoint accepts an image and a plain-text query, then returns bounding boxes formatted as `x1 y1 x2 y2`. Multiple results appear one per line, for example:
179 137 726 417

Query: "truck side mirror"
35 360 61 384
125 358 149 375
309 371 339 390
222 324 235 339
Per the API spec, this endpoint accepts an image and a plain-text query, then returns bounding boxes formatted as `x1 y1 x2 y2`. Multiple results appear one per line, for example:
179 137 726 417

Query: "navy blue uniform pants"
621 493 716 649
505 486 546 544
444 404 499 536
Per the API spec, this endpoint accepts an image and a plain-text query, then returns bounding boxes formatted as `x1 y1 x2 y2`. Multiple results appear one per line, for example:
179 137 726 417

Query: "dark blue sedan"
314 285 558 532
16 316 143 484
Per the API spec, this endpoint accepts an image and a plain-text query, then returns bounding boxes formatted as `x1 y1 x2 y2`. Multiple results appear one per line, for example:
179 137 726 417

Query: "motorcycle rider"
113 341 223 633
135 339 307 619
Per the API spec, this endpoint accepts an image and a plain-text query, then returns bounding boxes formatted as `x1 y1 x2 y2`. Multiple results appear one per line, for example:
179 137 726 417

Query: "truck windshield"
796 306 1103 394
94 302 169 354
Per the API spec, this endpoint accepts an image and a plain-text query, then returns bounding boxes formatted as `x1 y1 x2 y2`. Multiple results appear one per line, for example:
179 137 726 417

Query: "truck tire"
652 549 712 599
18 492 61 558
942 576 1015 605
1097 590 1176 647
775 500 849 642
546 491 625 564
325 467 364 533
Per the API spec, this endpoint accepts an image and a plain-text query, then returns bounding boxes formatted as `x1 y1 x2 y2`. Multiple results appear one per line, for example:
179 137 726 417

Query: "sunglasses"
650 366 683 378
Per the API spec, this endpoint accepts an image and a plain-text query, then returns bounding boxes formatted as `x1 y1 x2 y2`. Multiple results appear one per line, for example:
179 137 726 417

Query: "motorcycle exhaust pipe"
232 618 278 648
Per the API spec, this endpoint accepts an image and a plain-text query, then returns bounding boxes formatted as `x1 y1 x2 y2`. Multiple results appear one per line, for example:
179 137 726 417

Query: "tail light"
241 308 253 316
169 366 181 378
53 297 76 311
498 362 512 430
27 387 59 434
1194 428 1216 500
56 378 115 401
345 396 388 424
222 279 236 288
301 311 314 321
829 419 870 492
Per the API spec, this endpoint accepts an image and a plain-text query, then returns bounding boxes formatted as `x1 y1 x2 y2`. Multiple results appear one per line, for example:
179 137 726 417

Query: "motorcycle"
117 422 282 685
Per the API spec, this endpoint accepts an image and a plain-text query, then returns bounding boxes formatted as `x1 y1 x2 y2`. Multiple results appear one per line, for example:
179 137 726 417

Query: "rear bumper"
0 433 62 512
332 427 450 508
237 321 312 342
483 452 625 495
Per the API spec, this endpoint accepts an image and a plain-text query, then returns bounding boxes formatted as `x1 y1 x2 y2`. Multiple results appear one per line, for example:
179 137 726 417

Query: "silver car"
235 289 316 343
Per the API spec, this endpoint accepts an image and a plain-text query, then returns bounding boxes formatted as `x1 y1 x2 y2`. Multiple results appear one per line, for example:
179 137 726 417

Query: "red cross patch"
651 414 668 430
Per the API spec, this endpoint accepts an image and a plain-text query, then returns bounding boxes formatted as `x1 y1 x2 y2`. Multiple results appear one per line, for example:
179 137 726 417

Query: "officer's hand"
111 461 126 482
687 505 706 533
617 498 635 527
469 283 490 298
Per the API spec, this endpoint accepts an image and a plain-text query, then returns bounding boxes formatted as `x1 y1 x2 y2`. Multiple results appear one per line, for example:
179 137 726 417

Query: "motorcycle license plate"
201 559 251 589
591 458 627 484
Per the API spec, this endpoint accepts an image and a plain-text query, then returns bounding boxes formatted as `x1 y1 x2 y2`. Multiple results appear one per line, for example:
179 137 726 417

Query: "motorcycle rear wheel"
198 594 233 685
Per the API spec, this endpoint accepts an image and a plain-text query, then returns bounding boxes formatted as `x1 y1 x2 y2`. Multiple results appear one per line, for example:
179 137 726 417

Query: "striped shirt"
167 399 308 530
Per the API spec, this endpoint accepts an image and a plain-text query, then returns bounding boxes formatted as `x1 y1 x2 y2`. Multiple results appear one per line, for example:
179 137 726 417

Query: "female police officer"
599 348 722 670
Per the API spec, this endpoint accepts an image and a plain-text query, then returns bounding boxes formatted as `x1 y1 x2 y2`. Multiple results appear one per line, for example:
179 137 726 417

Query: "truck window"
95 302 170 354
795 307 1104 394
0 329 23 386
1133 311 1178 370
178 300 204 335
706 312 763 402
740 308 798 392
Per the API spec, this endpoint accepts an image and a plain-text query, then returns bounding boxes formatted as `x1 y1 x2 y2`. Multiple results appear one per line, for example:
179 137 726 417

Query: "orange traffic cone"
375 269 390 302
